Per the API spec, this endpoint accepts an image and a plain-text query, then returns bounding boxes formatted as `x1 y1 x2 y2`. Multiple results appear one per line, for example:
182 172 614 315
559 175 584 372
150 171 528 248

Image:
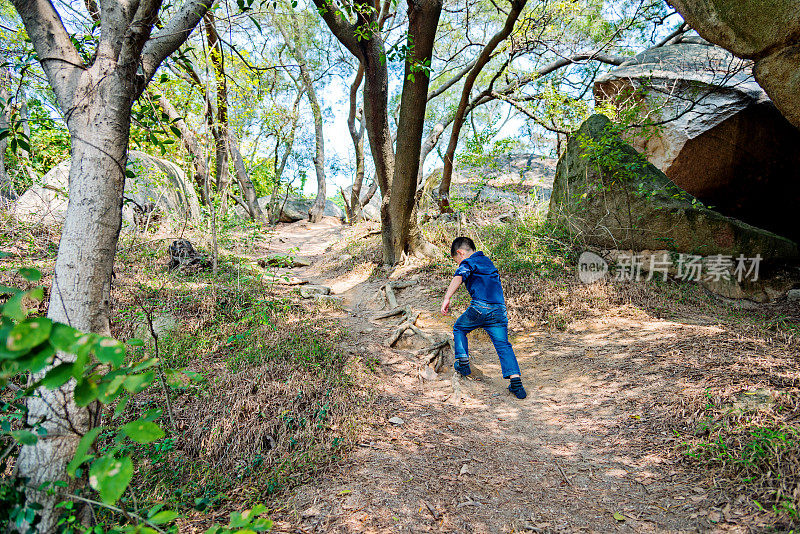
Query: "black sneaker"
508 377 527 399
454 358 471 377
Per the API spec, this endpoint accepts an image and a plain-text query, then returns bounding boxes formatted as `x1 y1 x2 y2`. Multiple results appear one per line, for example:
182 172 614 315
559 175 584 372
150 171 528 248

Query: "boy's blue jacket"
454 251 505 304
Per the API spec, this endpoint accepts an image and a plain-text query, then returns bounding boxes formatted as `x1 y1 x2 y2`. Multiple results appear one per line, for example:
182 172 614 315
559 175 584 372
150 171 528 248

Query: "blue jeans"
453 300 521 378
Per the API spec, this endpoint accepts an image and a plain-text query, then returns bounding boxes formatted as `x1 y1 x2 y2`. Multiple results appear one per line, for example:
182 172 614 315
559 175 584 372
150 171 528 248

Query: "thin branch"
140 0 215 83
10 0 85 108
427 57 478 101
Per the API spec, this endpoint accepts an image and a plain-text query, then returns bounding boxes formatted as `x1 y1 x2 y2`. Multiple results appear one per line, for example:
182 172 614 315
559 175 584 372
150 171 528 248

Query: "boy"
440 237 527 399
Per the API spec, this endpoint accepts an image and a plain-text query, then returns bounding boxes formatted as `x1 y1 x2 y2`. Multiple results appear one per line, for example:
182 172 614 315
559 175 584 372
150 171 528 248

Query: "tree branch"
439 0 527 209
309 0 362 61
119 0 163 71
427 57 478 101
10 0 85 108
140 0 215 83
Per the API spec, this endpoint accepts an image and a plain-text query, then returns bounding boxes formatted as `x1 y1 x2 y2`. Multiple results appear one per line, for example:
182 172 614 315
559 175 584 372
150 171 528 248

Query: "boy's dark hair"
451 236 476 257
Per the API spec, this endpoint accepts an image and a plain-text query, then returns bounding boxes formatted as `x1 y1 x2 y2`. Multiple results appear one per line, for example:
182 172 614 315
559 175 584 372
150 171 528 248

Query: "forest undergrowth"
2 207 800 528
0 214 374 529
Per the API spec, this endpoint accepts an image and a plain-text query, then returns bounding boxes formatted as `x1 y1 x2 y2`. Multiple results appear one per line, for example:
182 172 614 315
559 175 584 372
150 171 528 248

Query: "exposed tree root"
374 280 452 373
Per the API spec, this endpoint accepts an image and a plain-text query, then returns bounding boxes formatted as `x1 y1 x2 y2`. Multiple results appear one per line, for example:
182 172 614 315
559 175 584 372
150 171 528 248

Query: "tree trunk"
155 92 211 205
314 0 439 264
0 71 17 203
437 0 526 211
306 81 326 222
387 0 442 261
227 129 265 220
272 10 326 223
11 0 213 526
347 64 365 222
204 13 264 221
16 68 130 533
359 25 396 263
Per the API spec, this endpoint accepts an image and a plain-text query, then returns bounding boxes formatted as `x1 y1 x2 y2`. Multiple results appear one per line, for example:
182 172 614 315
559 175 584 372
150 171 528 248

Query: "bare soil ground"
243 217 800 534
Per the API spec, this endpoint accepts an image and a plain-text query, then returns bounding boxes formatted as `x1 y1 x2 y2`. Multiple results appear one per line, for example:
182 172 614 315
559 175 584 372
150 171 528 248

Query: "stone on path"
13 150 202 226
300 285 332 298
259 253 312 268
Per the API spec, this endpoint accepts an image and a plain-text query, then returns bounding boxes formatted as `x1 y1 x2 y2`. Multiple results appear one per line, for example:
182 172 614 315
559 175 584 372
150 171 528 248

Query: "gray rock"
134 313 178 341
595 43 800 244
239 195 344 222
300 285 331 298
419 365 438 381
421 154 556 211
475 186 523 205
669 0 800 128
342 185 381 222
260 253 312 268
13 150 202 225
388 416 404 425
788 289 800 301
548 114 799 261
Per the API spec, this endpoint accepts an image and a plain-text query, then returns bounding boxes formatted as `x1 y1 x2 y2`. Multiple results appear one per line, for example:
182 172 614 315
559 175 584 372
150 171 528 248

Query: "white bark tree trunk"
271 10 326 223
10 0 214 527
17 66 129 531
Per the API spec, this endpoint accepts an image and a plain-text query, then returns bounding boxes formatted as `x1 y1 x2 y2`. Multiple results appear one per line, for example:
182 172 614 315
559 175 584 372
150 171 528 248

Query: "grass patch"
681 422 800 521
479 215 578 278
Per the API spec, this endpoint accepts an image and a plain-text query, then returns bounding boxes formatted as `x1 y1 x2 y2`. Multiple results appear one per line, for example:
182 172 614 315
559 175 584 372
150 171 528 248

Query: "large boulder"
548 114 798 261
237 194 344 222
595 42 800 245
669 0 800 129
13 150 201 225
422 154 556 211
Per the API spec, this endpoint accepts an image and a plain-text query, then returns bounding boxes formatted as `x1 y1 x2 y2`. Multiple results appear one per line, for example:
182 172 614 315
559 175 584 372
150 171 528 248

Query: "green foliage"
480 215 578 277
0 268 271 531
683 425 800 518
577 120 696 207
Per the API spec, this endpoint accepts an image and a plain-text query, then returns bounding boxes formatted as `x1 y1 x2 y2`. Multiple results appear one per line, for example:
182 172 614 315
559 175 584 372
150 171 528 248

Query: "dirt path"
262 219 757 533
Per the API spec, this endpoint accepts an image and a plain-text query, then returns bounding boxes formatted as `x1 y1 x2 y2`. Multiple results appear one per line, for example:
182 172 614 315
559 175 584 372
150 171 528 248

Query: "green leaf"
3 292 27 321
10 429 38 445
130 358 158 373
50 323 83 352
613 512 626 522
17 268 42 282
89 454 133 504
126 338 145 347
16 136 30 153
74 378 99 406
113 395 130 418
94 337 125 367
41 363 76 389
16 344 56 373
148 511 178 525
0 285 19 295
122 371 154 394
97 374 126 404
182 370 206 382
142 408 162 422
67 427 102 476
6 318 52 351
229 505 269 529
121 419 164 444
3 288 43 322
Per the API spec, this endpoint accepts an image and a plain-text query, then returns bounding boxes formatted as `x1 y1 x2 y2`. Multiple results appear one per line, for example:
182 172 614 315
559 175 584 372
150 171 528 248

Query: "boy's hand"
440 298 451 315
